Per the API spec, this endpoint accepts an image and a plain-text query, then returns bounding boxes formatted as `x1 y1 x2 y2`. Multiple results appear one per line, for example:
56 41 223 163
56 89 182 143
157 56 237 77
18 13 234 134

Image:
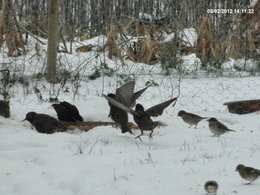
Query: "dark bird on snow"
106 80 151 134
204 180 218 195
236 164 260 184
23 112 67 134
107 93 131 134
177 110 208 128
103 94 177 140
52 101 83 122
207 117 235 136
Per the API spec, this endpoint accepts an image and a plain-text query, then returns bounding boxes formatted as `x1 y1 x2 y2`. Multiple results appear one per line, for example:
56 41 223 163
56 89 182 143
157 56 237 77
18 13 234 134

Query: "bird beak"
21 119 26 122
235 168 238 171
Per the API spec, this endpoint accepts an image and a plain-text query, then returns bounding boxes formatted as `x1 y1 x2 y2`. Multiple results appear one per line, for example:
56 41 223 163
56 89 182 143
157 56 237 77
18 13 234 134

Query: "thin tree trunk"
46 0 59 83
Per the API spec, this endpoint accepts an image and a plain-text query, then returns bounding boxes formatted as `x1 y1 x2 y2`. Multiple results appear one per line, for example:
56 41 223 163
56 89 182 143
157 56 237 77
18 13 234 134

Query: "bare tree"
46 0 59 83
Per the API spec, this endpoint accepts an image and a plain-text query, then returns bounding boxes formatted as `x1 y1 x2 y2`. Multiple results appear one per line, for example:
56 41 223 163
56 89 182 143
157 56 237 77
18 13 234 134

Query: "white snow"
160 32 175 43
1 35 260 195
138 13 153 21
180 28 197 47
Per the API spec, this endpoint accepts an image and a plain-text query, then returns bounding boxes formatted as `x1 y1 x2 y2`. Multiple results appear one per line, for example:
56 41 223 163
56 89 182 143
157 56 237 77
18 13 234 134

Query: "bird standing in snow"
105 80 151 134
23 112 67 134
103 94 177 140
52 101 83 122
236 164 260 184
207 118 235 136
177 110 208 128
204 180 218 195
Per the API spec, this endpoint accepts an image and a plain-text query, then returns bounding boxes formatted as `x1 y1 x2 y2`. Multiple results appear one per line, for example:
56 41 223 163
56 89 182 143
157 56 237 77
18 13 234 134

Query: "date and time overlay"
207 8 254 14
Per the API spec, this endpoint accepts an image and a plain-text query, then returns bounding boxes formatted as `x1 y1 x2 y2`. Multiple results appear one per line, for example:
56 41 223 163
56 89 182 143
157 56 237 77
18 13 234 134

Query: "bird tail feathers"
153 121 167 127
121 123 133 134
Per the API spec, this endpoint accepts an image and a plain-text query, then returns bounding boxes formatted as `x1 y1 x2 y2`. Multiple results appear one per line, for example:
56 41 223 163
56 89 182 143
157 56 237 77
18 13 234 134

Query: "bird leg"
149 131 153 140
188 125 192 128
135 135 143 141
245 182 252 185
135 130 143 141
112 124 120 129
128 130 134 134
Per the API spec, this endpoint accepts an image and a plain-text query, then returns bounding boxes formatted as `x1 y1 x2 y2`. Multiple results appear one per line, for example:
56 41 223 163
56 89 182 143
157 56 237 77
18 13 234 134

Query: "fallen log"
60 121 139 131
223 99 260 114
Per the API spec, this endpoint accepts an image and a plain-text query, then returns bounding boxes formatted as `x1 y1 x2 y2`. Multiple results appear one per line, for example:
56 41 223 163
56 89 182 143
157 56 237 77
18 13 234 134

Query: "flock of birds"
20 80 260 194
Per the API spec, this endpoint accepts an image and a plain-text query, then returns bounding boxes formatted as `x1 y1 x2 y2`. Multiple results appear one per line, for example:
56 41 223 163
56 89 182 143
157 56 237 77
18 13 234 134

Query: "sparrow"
52 101 83 122
207 118 235 136
103 94 177 139
22 112 67 134
236 164 260 184
204 180 218 194
177 110 208 128
105 80 151 134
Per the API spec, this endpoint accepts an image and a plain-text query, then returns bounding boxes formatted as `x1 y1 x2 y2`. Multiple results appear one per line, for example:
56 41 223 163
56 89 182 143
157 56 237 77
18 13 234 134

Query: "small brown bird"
204 180 218 194
103 94 177 140
207 118 235 136
236 164 260 184
177 110 208 128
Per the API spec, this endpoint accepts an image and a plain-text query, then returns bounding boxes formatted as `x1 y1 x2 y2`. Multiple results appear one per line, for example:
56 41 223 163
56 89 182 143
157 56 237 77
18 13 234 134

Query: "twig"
113 168 117 181
15 20 46 45
88 137 99 154
135 141 141 151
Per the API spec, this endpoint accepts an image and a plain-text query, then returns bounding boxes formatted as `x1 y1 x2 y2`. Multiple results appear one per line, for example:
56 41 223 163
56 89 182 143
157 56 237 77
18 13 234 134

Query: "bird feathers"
145 97 177 117
52 101 83 122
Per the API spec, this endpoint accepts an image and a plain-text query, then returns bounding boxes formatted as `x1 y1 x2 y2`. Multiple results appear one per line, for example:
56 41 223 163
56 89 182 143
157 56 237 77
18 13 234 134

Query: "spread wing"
116 80 135 107
103 94 137 116
145 97 177 117
132 84 151 101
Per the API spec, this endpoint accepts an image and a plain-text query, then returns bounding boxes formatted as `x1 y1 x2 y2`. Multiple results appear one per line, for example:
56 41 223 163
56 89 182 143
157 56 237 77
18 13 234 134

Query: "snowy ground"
1 75 260 195
1 36 260 195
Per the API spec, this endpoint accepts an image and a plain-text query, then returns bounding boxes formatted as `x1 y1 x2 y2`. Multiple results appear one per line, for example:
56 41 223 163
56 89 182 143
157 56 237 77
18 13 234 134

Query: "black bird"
106 81 151 134
107 93 131 134
52 101 83 122
23 112 67 134
103 94 177 139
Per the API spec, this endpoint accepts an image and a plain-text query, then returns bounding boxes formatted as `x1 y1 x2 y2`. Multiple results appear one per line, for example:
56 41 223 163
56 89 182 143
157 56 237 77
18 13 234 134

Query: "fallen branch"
60 121 139 131
15 20 46 45
60 121 167 132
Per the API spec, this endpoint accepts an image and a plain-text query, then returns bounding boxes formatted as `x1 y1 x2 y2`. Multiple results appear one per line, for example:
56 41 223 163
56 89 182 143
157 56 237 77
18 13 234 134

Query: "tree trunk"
46 0 59 83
